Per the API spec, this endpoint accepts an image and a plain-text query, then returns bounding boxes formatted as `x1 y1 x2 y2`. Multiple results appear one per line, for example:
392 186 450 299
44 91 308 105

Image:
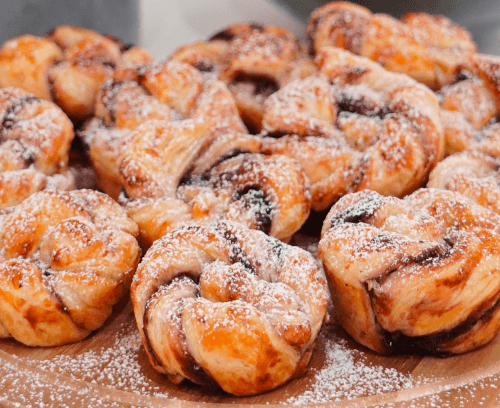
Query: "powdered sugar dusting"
287 329 421 405
22 324 168 397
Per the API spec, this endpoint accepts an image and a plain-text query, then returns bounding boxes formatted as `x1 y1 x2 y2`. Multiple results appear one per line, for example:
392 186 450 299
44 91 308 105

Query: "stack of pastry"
0 1 500 397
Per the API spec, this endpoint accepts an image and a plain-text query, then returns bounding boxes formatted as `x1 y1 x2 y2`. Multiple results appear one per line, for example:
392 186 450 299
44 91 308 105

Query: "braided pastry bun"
307 2 476 90
319 188 500 355
261 47 443 211
0 87 74 210
170 23 315 133
131 221 328 395
439 54 500 156
0 189 141 346
82 60 248 200
120 120 310 247
0 25 153 121
428 132 500 217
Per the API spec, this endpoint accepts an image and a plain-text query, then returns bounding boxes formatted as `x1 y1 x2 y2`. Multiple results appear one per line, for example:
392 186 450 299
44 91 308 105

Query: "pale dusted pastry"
0 25 153 121
0 87 74 210
170 23 315 132
261 47 443 211
131 221 328 395
428 132 500 216
0 189 141 346
119 120 310 247
82 60 249 199
439 54 500 156
319 188 500 355
308 2 476 90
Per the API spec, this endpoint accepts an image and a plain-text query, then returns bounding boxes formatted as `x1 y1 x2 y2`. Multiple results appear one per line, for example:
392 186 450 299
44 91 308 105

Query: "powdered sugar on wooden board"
20 324 170 397
287 329 421 405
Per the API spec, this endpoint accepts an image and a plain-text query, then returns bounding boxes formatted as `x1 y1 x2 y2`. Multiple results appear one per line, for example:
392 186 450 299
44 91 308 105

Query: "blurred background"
0 0 499 60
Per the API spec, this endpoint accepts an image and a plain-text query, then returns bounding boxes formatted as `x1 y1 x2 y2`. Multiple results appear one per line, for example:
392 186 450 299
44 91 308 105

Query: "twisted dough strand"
82 60 249 200
319 188 500 355
0 25 153 121
0 189 140 346
308 2 476 90
170 23 315 132
131 221 328 395
119 120 311 247
0 87 74 210
428 132 500 217
439 54 500 155
261 47 443 211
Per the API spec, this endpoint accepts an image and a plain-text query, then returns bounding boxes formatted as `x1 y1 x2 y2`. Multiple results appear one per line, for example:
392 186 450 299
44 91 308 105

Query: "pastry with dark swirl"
319 188 500 355
307 2 476 90
170 23 315 133
438 53 500 156
428 132 500 216
0 25 153 121
261 47 443 211
119 120 310 247
131 221 328 395
0 87 74 210
82 60 249 200
0 189 141 346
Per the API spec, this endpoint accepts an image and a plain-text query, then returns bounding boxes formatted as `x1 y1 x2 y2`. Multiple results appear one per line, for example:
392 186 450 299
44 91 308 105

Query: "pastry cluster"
0 0 500 396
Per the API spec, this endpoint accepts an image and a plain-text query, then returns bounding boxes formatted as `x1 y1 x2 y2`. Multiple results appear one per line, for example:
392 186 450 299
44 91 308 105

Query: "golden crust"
308 2 476 90
0 87 75 210
428 132 500 217
439 54 500 155
0 189 140 346
0 25 153 121
131 221 328 395
261 47 443 211
170 23 315 133
82 60 248 200
319 188 500 355
119 120 310 247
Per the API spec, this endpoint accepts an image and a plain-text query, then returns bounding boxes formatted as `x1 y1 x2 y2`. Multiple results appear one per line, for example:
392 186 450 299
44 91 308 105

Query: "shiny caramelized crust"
319 188 500 355
439 54 500 156
169 23 315 133
131 221 328 395
0 189 140 346
261 47 443 211
82 60 249 200
119 120 310 247
0 25 153 121
0 87 75 210
308 2 476 90
428 132 500 216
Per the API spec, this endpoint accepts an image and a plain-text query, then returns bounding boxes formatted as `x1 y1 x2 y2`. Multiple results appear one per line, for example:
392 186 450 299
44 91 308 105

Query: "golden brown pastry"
131 221 329 395
0 189 141 346
0 87 74 210
170 23 315 132
261 47 444 211
439 54 500 155
82 60 249 199
428 132 500 216
119 120 311 247
319 188 500 355
308 2 476 90
0 25 153 121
